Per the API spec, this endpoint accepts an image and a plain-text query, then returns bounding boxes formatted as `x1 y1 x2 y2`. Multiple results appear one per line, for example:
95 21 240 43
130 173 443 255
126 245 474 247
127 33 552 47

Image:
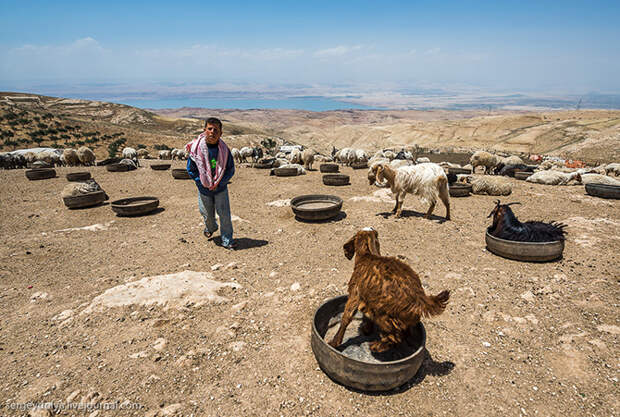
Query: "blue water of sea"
110 96 374 111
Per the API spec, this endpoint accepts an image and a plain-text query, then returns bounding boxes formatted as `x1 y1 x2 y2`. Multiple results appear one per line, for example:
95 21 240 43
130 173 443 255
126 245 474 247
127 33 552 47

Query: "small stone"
232 301 247 312
151 319 170 328
520 291 535 302
224 262 238 270
482 341 491 347
30 291 50 302
269 271 278 278
290 282 301 291
129 350 149 359
151 338 167 351
29 408 52 417
66 389 81 402
152 353 162 362
211 263 224 271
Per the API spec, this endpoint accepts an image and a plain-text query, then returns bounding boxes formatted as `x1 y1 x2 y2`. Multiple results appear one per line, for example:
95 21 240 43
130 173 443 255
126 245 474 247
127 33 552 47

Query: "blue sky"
1 0 619 98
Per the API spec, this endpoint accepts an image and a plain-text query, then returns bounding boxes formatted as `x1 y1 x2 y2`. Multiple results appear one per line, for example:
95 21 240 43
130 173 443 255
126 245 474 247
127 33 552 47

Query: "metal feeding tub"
111 196 160 216
448 183 472 197
291 194 343 221
25 168 56 180
514 171 532 181
485 229 564 262
150 163 171 171
66 172 91 182
171 169 191 179
311 295 426 391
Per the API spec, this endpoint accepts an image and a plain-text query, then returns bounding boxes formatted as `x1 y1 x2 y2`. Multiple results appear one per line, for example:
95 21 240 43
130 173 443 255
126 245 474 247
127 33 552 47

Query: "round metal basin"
150 163 171 171
485 230 564 262
323 174 350 186
448 183 472 197
291 194 343 221
25 168 56 180
514 171 532 180
585 183 620 199
311 295 426 391
66 172 91 182
171 169 191 179
63 191 107 209
320 163 339 173
111 196 159 216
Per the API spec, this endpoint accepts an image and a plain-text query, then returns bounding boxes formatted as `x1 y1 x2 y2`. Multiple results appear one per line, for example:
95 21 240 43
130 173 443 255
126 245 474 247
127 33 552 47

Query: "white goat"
368 162 450 220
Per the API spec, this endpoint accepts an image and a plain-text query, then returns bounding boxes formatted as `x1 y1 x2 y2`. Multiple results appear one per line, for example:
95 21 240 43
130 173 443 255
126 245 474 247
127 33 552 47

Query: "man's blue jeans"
197 190 233 247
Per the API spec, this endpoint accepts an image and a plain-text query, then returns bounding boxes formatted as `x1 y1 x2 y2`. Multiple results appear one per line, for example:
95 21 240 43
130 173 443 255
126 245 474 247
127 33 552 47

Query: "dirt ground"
1 161 618 417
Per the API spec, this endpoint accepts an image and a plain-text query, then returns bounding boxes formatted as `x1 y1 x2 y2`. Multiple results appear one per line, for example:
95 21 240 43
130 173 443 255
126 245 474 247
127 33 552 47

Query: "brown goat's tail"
418 290 450 318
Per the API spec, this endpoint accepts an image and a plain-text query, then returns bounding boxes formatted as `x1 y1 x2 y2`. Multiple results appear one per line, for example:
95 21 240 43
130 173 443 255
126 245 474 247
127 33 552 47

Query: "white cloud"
313 45 363 58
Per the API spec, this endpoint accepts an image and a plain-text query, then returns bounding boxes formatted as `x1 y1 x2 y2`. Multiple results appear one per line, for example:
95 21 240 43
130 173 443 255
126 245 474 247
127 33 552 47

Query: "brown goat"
329 228 450 353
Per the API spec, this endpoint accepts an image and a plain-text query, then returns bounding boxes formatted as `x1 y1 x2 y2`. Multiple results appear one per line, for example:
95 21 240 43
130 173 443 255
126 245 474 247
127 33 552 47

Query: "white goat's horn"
362 227 374 231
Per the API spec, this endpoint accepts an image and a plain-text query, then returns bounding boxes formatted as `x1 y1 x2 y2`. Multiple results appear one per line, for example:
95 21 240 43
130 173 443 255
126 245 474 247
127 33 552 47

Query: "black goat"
493 163 535 176
447 172 458 185
487 200 567 242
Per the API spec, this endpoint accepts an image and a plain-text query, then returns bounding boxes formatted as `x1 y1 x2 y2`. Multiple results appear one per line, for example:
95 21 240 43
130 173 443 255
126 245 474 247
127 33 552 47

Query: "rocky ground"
0 161 618 416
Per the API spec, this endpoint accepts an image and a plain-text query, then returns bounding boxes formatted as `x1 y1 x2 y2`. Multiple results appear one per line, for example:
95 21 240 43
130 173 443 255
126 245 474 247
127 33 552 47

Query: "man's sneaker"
222 242 237 250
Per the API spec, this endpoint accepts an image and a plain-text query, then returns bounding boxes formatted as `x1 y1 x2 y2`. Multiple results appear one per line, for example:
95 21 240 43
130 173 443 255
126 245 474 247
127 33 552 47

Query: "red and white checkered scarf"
185 133 230 190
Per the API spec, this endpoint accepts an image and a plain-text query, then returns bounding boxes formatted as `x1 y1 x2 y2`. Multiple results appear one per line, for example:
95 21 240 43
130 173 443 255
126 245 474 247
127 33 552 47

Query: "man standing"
186 117 236 249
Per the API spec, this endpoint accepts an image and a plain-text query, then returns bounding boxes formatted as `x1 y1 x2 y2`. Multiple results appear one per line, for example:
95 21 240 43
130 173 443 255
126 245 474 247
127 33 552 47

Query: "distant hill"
1 92 618 163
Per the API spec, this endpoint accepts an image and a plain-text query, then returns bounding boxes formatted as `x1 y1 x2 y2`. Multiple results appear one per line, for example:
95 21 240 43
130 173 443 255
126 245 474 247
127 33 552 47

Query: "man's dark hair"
204 117 222 131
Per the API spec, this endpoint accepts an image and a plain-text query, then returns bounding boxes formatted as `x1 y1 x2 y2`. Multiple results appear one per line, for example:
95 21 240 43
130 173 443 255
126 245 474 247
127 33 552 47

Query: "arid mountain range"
2 92 619 163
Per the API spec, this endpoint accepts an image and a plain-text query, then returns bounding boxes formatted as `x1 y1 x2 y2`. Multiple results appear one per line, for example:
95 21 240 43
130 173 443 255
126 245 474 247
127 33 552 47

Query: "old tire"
106 163 130 172
448 167 472 175
111 196 159 216
449 183 472 197
351 162 368 170
150 163 171 171
25 168 56 180
585 183 620 199
323 174 350 186
312 295 426 391
171 169 191 179
320 163 339 173
66 172 91 182
485 230 564 262
274 167 299 177
62 191 107 209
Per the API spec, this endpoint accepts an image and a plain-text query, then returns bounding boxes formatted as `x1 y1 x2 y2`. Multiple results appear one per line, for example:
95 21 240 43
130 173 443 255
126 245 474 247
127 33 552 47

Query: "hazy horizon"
1 0 619 110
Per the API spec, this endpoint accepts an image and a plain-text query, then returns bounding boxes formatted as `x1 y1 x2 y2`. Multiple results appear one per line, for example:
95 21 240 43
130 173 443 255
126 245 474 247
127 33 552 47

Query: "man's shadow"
377 210 448 223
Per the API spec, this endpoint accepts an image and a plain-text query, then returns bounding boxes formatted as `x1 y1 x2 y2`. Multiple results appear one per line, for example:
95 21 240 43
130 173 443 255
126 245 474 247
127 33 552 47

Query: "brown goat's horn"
506 202 522 207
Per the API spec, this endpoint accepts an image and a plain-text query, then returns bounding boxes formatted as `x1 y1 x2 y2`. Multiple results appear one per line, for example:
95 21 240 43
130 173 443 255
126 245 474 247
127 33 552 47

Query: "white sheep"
354 149 369 163
471 176 512 196
302 148 317 170
122 147 139 166
77 146 96 166
313 154 333 163
605 163 620 176
62 148 80 167
501 155 524 166
287 148 302 164
231 148 241 164
158 150 172 160
470 151 501 174
389 159 413 169
239 147 254 163
137 148 150 159
416 157 431 164
271 163 306 175
580 173 620 186
525 170 581 185
368 162 450 220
